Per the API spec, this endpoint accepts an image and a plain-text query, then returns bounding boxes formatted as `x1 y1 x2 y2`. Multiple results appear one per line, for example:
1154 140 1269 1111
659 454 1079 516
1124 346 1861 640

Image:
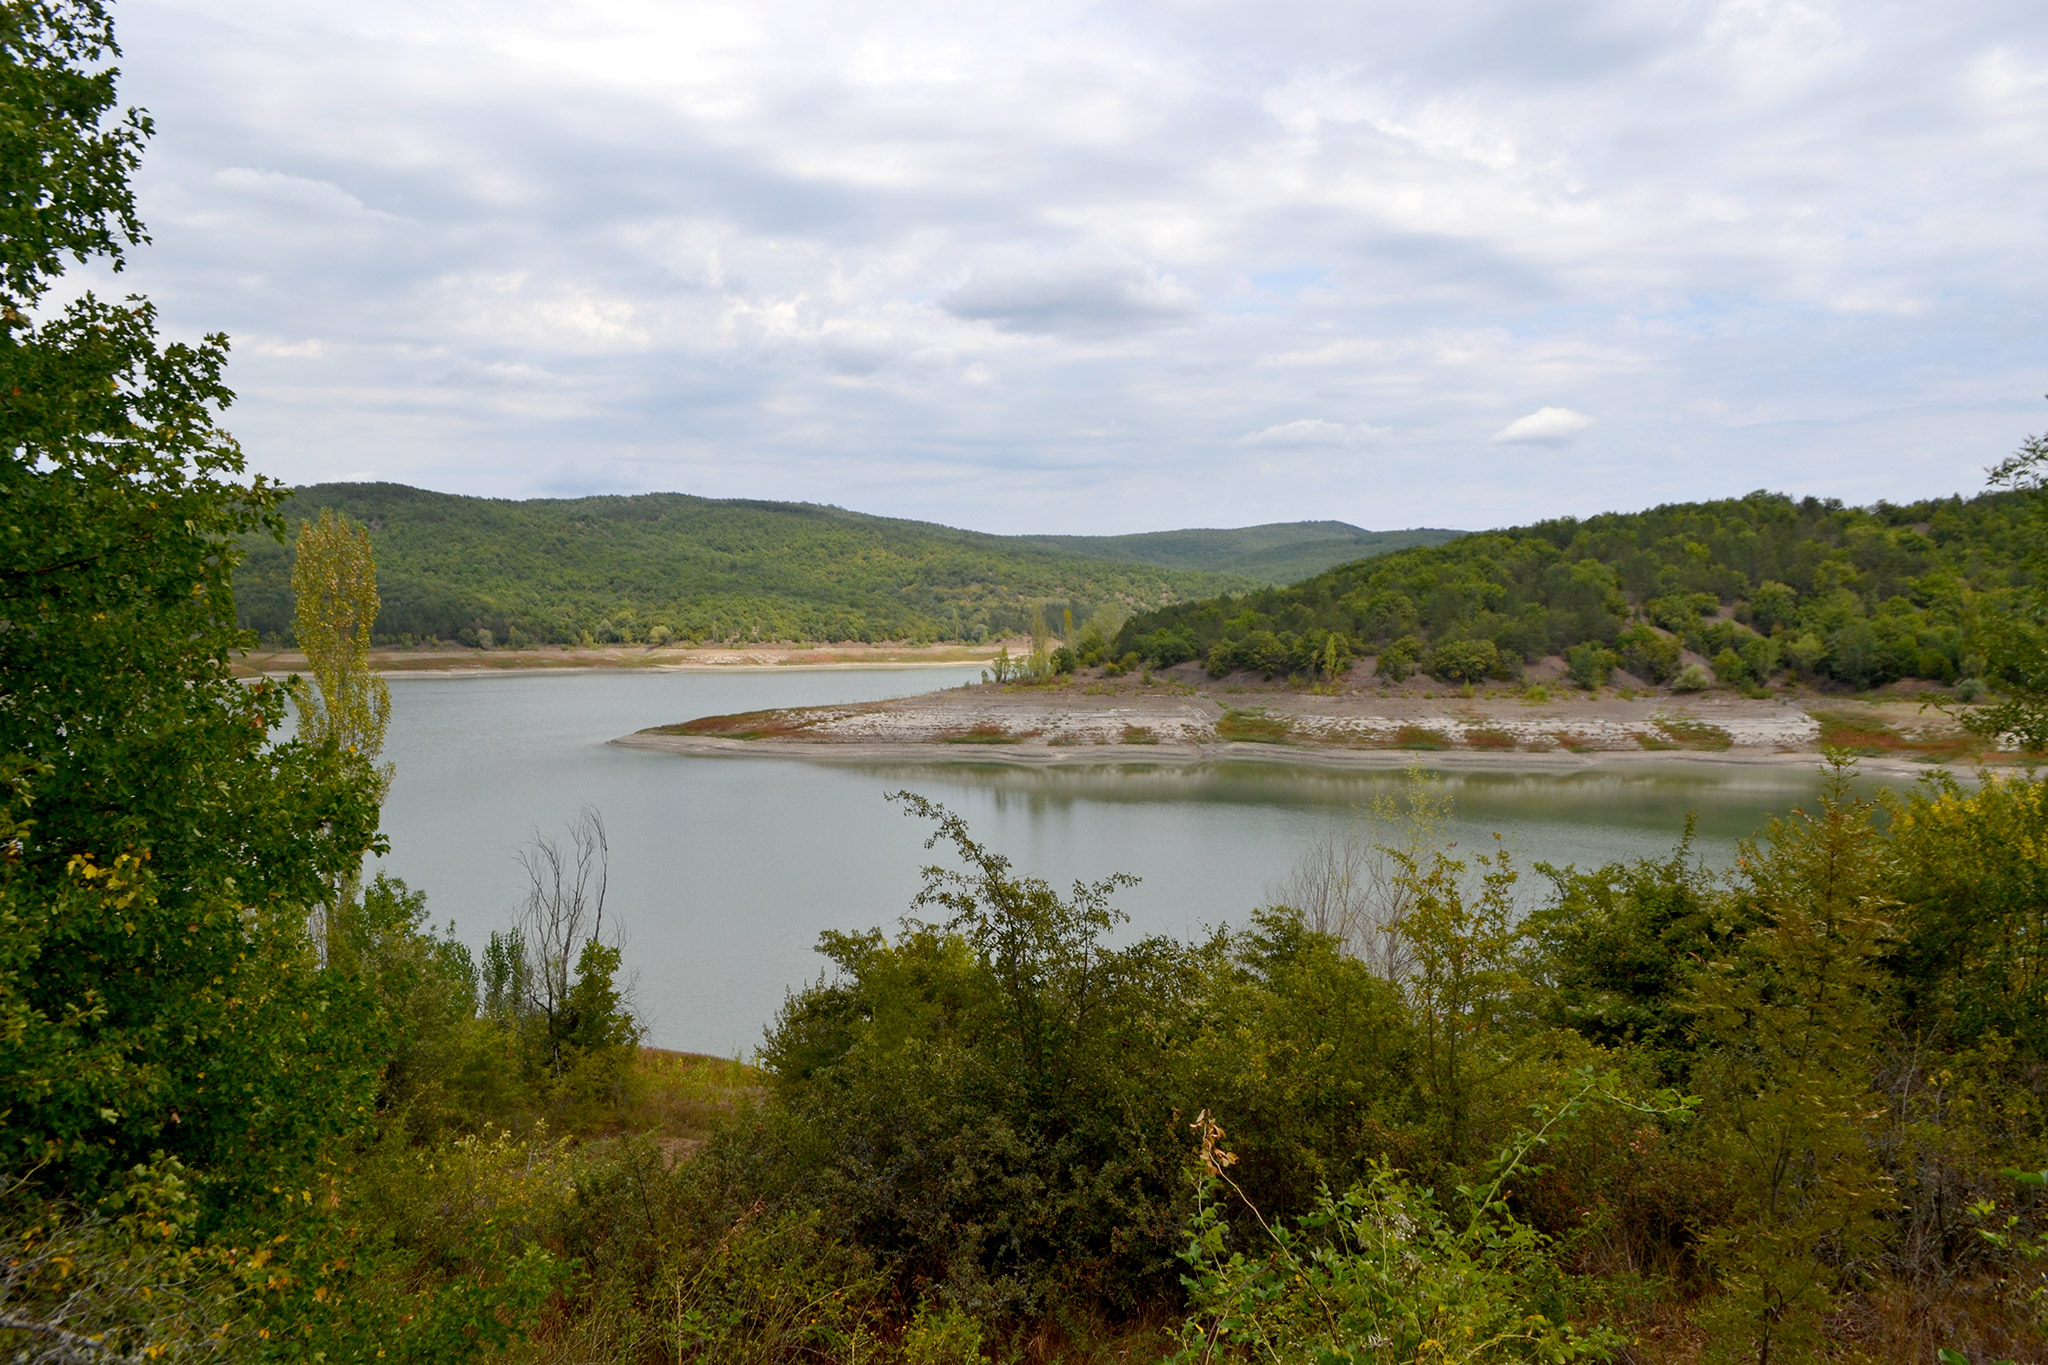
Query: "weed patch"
940 723 1028 744
1395 724 1453 750
1654 715 1734 750
1120 725 1160 745
660 709 818 740
1217 709 1294 743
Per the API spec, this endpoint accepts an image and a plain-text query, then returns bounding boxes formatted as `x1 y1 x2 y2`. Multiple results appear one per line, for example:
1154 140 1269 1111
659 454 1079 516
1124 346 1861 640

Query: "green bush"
1426 637 1501 684
1566 642 1619 689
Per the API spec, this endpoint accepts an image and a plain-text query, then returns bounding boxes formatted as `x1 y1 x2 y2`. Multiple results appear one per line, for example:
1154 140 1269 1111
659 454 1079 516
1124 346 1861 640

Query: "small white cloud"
1237 418 1385 448
1491 406 1594 444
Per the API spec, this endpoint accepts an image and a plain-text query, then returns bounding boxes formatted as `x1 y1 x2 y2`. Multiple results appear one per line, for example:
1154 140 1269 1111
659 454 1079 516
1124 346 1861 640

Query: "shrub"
1426 638 1500 684
1566 642 1618 689
1377 634 1423 682
1671 662 1713 692
1616 625 1682 683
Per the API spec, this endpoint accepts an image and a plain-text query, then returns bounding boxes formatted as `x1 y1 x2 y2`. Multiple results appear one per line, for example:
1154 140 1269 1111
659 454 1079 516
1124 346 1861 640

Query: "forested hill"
234 483 1434 647
1019 523 1463 584
1115 490 2032 690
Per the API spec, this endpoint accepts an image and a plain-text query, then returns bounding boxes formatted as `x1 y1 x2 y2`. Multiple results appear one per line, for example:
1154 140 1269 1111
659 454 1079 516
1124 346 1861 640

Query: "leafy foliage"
233 482 1274 648
1119 489 2033 689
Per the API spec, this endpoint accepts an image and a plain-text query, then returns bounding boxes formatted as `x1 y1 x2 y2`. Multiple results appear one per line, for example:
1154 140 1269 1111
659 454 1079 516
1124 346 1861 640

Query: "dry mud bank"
235 640 1016 678
616 669 1997 778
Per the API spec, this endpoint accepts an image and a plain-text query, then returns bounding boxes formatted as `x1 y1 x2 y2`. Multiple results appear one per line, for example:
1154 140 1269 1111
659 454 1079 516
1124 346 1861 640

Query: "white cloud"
1491 407 1596 444
1237 419 1386 448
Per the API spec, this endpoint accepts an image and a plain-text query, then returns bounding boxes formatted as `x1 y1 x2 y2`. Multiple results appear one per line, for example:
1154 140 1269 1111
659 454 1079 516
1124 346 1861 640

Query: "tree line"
232 483 1264 650
1117 489 2042 694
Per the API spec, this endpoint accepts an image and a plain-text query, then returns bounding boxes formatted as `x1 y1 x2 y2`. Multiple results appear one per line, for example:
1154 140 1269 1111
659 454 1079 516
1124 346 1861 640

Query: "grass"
1395 724 1453 751
1120 725 1160 745
940 723 1029 745
613 1049 765 1161
1463 727 1518 750
1635 730 1680 751
1808 707 1986 763
658 709 819 740
1216 709 1295 743
1654 715 1735 750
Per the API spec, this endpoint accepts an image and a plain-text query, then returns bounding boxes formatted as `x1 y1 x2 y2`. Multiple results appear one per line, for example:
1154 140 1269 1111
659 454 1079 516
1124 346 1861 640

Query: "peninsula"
617 657 1993 777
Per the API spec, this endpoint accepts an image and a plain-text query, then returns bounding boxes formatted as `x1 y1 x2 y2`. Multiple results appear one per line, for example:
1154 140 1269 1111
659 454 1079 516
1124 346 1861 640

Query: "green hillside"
1117 491 2030 689
1021 523 1464 584
234 483 1273 646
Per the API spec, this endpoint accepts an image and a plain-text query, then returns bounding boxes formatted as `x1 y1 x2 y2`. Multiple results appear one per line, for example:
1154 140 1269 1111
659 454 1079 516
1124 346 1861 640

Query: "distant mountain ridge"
234 482 1450 647
1023 523 1464 584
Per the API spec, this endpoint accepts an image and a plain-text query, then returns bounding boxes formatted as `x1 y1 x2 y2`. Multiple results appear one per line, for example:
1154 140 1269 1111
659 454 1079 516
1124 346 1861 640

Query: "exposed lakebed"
377 667 1911 1053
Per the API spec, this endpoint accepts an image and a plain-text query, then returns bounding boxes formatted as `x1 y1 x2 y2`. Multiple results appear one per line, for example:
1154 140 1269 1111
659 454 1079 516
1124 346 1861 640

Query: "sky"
90 0 2048 535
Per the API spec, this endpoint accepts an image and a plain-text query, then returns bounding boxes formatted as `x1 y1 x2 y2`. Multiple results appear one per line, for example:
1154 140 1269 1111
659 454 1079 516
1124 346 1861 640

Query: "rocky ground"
618 658 1997 776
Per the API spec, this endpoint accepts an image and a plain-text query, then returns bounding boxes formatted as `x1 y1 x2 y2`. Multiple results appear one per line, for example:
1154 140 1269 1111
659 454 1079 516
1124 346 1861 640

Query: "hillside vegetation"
1119 490 2029 690
232 483 1273 647
1019 522 1462 584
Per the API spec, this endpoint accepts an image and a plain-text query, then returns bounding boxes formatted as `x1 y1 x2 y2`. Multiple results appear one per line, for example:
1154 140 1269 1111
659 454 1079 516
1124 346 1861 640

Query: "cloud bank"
103 0 2048 533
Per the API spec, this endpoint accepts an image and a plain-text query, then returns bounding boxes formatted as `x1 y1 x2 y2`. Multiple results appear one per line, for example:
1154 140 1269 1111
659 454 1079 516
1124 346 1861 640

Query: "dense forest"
10 6 2048 1364
233 485 1447 649
1119 491 2036 691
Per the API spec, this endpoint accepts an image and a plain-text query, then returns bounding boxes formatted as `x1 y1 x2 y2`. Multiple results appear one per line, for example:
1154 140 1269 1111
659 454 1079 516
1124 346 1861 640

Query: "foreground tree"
0 0 383 1195
1964 423 2048 752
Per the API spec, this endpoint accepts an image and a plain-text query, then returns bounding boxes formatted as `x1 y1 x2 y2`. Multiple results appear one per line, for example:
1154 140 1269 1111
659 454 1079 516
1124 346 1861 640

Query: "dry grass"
1120 725 1160 745
608 1049 765 1164
1463 727 1518 750
1653 716 1734 751
1808 706 1989 764
940 723 1032 744
1635 730 1680 751
1395 724 1454 751
658 709 821 740
1216 709 1295 743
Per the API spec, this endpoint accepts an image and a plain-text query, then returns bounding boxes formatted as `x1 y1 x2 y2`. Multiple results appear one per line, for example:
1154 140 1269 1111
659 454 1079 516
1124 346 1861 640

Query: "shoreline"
611 730 1966 780
614 669 2001 781
235 641 1016 679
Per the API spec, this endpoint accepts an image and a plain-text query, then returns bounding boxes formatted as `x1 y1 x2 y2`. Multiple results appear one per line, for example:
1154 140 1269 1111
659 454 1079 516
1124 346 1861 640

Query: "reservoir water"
376 668 1878 1053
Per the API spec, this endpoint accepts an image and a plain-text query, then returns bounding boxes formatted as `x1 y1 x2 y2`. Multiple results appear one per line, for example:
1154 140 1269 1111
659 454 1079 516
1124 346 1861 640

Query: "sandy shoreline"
614 664 1999 781
613 731 1964 778
235 641 1016 679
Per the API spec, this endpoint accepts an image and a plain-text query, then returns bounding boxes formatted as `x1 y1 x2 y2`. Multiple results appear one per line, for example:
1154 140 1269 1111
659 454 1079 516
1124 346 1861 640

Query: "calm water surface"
376 669 1869 1053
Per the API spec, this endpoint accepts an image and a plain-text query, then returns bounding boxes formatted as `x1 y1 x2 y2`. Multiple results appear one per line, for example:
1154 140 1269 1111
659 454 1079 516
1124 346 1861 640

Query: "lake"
376 668 1875 1053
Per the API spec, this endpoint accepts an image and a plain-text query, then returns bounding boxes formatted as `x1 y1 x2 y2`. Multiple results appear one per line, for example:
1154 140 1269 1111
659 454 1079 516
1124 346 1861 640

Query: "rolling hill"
1019 523 1463 584
233 483 1453 647
1116 490 2030 690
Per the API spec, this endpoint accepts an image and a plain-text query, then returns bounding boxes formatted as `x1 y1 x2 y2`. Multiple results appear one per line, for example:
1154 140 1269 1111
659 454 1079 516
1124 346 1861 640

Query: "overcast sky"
94 0 2048 534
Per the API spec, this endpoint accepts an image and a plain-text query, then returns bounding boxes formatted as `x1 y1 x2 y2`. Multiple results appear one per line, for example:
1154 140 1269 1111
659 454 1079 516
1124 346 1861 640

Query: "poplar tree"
291 508 391 776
